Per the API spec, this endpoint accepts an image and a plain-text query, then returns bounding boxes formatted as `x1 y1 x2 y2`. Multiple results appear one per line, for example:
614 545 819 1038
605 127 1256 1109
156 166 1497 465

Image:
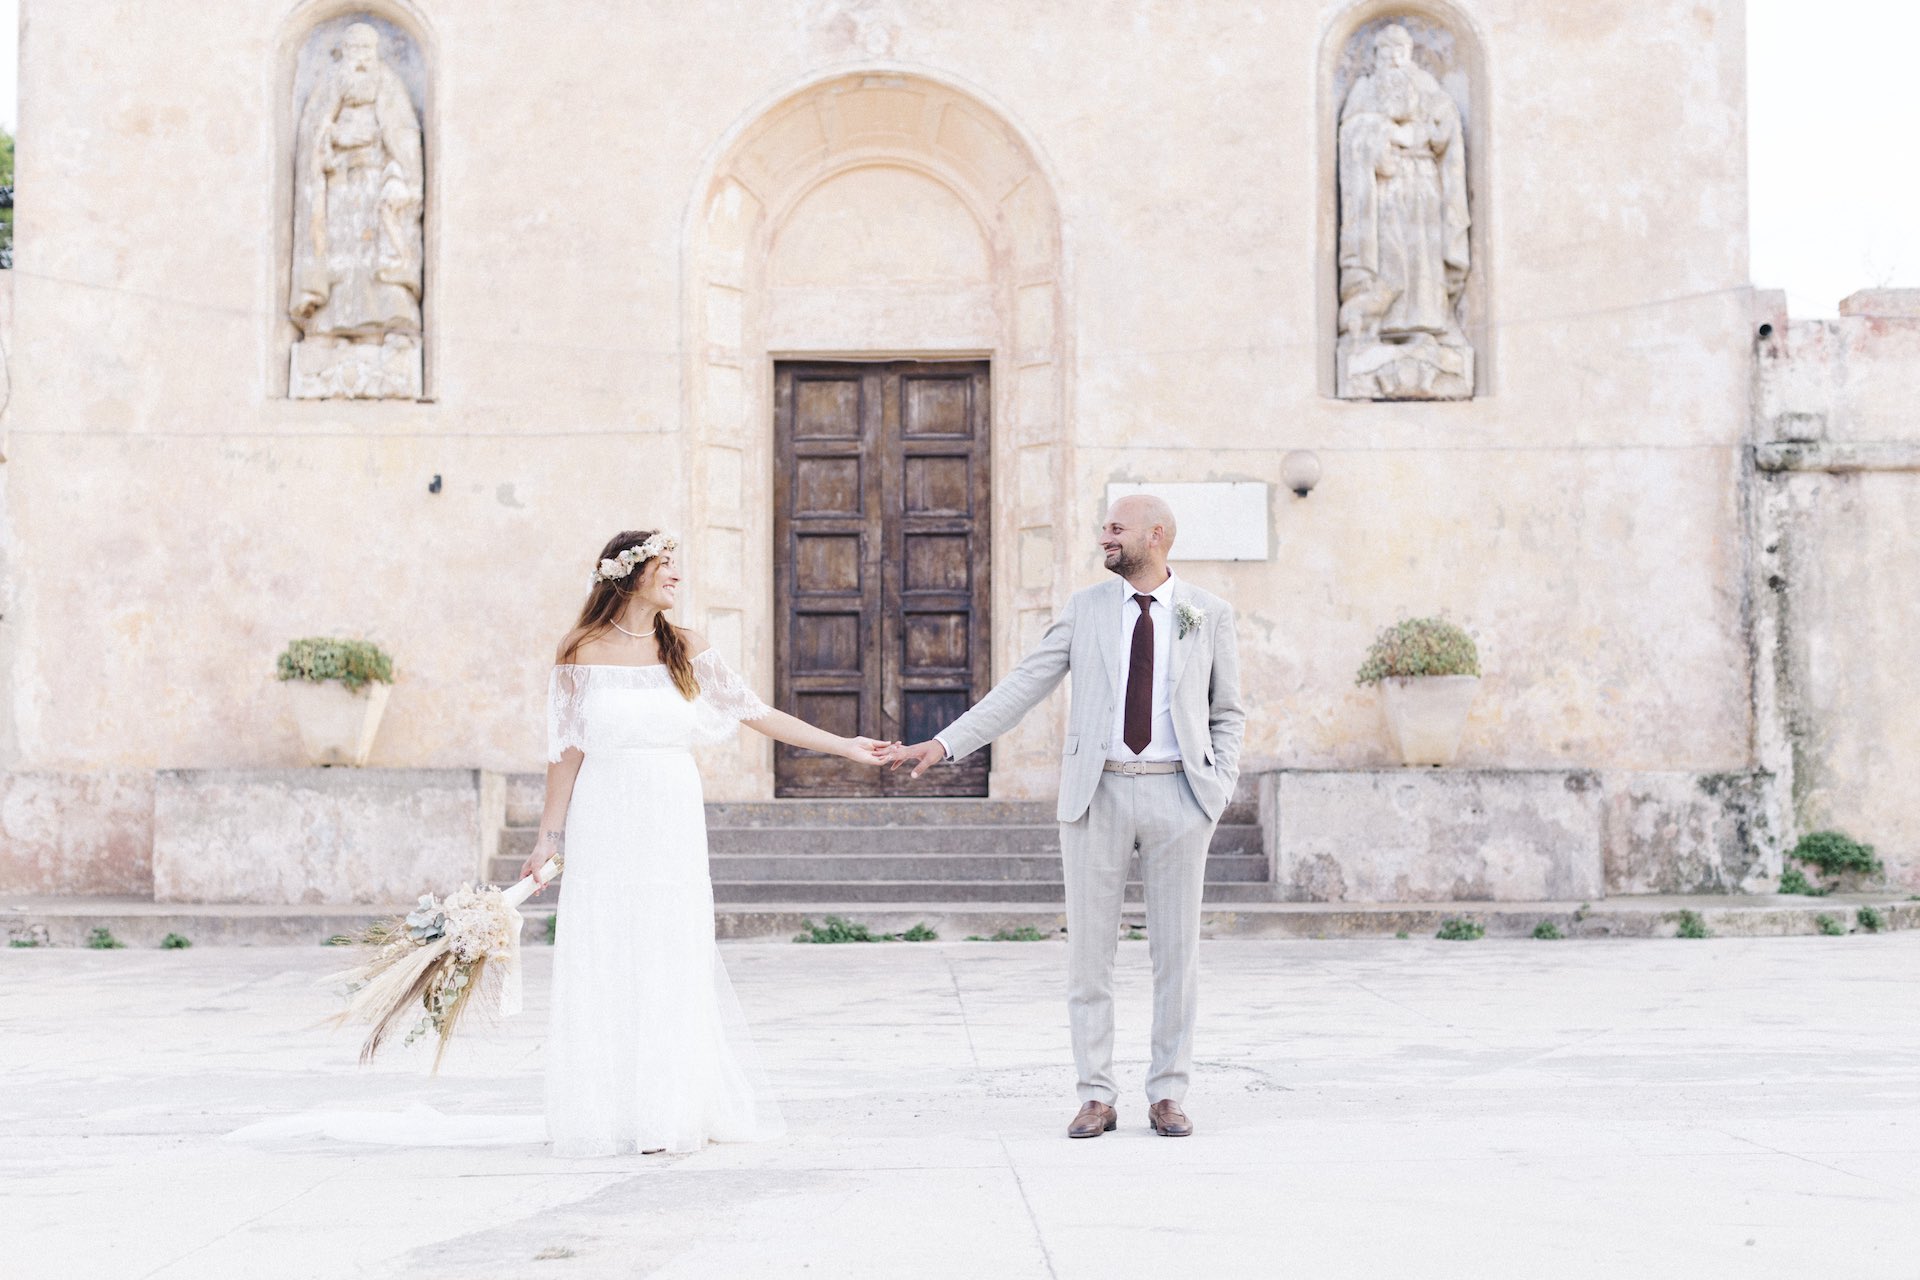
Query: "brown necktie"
1124 593 1154 755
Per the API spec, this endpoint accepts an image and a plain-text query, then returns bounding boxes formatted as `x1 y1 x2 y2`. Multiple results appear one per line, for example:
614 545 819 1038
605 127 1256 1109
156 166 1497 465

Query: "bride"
520 529 892 1157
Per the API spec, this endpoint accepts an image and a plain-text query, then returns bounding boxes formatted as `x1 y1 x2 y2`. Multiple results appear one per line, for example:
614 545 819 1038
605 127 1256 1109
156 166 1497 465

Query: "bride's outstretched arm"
743 708 892 765
520 748 583 891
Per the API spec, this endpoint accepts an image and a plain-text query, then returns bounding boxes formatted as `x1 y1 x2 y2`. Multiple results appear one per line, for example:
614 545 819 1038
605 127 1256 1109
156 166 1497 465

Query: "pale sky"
0 4 1899 316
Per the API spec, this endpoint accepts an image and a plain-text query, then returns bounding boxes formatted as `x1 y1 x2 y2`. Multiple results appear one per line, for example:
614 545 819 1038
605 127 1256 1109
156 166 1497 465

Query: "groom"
890 493 1244 1138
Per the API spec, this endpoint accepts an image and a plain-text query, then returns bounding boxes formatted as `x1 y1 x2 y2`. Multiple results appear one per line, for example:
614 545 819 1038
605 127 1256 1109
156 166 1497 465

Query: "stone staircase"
491 774 1270 906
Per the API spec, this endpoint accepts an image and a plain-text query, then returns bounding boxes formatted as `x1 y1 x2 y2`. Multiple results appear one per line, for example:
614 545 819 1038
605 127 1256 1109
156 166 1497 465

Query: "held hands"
842 736 899 767
885 739 947 779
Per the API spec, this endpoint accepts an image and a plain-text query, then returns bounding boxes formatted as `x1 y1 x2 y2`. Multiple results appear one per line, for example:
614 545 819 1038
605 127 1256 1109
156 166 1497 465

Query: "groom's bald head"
1100 493 1176 581
1108 493 1176 547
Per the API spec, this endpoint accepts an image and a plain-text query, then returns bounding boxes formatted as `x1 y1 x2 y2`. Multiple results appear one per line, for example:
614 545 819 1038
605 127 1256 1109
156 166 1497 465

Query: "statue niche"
288 19 426 400
1336 22 1473 400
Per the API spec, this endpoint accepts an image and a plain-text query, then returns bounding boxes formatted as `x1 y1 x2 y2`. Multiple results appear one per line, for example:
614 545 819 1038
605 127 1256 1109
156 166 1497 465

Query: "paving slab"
2 936 1917 1279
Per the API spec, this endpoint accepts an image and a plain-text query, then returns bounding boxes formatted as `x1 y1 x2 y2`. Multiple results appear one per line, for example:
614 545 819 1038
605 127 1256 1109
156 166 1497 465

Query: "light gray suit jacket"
937 576 1246 823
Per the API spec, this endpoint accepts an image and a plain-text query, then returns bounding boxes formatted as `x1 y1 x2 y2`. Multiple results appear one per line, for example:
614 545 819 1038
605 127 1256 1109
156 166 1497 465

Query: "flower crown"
592 532 678 584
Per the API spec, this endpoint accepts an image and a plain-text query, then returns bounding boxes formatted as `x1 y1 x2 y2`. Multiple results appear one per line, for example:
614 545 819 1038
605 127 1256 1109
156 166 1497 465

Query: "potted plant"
1355 617 1481 766
276 637 395 766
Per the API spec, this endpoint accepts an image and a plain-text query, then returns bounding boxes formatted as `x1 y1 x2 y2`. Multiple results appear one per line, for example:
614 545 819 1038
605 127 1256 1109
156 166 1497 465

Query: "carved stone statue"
289 22 424 400
1337 24 1472 400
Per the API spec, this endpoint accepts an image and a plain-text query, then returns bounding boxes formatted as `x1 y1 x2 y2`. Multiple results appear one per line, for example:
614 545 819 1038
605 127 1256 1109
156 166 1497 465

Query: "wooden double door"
774 361 991 797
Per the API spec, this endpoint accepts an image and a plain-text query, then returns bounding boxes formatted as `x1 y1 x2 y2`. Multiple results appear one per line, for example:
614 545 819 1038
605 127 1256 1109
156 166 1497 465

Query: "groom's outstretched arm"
893 596 1078 777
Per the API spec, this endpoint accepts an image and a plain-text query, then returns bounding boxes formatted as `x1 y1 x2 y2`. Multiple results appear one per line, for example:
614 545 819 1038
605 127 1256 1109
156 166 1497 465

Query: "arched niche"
269 2 437 400
1316 2 1492 399
682 71 1069 799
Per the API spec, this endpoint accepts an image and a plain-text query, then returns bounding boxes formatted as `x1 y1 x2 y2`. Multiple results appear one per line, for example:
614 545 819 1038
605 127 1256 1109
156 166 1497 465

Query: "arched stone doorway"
682 71 1068 801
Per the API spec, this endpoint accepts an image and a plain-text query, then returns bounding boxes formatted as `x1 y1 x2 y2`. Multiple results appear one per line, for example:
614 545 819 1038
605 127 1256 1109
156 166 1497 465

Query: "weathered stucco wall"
1753 289 1920 889
6 1 1753 825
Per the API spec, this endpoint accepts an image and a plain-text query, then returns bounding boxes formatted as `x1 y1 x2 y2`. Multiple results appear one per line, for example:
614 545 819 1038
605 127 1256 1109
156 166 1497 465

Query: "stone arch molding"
1316 0 1493 398
682 71 1070 798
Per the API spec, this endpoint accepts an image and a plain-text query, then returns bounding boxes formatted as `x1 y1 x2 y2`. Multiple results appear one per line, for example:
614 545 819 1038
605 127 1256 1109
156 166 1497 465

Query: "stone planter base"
285 680 391 767
1379 675 1480 766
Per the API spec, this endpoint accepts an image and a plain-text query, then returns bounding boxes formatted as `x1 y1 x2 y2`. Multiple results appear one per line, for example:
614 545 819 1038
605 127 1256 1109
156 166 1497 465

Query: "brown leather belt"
1102 760 1184 775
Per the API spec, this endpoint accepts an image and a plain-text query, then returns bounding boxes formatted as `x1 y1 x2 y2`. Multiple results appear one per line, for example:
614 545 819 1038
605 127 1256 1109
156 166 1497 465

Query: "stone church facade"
2 0 1914 904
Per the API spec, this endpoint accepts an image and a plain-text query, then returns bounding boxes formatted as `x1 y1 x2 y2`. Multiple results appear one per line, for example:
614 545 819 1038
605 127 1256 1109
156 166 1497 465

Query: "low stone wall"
0 764 1825 904
152 769 503 905
1260 768 1787 902
0 772 157 896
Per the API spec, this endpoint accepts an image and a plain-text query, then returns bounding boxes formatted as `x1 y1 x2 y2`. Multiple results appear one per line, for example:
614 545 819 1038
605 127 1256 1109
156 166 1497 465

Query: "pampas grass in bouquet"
321 857 560 1073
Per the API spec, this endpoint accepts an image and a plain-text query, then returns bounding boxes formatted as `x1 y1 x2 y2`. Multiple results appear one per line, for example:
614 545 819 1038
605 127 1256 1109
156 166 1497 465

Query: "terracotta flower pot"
1379 675 1479 766
285 680 391 766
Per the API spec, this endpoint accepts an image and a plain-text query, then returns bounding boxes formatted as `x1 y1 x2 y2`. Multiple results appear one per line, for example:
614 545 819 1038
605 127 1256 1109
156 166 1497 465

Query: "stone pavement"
4 935 1917 1279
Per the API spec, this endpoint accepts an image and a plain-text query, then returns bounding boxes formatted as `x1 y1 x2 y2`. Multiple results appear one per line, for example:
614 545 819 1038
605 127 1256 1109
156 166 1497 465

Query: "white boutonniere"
1175 602 1206 639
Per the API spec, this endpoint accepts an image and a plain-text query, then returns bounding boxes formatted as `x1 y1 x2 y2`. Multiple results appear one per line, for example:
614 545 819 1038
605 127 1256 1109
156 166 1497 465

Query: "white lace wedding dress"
222 649 786 1158
542 650 786 1156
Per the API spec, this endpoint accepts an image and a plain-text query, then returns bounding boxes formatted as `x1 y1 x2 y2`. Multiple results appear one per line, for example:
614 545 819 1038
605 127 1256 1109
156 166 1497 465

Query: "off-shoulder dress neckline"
554 651 716 671
557 662 667 670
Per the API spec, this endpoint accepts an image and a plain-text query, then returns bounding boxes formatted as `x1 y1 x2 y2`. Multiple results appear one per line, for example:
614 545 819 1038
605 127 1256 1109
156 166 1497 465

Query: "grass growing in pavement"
1814 913 1845 936
1436 918 1484 941
966 926 1049 942
85 927 126 950
1857 906 1886 933
1673 909 1710 939
793 916 938 943
1532 920 1564 940
160 933 192 949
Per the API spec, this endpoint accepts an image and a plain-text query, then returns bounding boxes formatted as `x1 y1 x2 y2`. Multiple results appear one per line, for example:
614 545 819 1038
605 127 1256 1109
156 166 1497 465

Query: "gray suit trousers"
1058 768 1216 1106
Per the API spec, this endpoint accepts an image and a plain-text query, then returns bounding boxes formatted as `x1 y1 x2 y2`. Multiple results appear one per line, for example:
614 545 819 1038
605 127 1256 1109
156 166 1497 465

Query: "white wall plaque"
1104 482 1270 561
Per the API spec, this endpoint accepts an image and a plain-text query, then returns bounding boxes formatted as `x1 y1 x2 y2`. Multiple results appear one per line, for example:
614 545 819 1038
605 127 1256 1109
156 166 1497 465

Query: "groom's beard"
1104 547 1145 579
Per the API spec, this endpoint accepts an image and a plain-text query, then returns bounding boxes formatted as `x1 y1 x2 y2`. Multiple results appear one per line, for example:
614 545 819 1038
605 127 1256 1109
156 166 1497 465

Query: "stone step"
495 822 1262 862
705 880 1277 904
485 849 1266 885
704 853 1270 883
10 894 1914 946
501 777 1262 830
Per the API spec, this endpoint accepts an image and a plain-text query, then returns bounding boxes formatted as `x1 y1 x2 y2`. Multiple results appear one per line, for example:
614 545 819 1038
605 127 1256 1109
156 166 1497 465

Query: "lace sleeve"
689 648 773 744
547 666 588 762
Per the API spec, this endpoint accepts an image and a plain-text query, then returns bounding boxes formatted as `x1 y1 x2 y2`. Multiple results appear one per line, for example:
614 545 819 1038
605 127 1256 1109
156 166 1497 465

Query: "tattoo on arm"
535 830 565 860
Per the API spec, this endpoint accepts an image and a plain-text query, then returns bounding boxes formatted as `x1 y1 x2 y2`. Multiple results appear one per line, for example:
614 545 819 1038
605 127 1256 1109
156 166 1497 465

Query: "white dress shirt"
1109 571 1181 762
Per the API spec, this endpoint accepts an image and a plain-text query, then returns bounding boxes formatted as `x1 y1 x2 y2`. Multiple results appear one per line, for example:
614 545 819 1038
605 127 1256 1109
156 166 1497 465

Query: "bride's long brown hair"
559 530 699 700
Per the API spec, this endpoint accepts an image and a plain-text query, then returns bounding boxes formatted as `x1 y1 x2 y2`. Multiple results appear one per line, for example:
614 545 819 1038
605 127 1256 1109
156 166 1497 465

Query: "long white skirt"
544 747 785 1157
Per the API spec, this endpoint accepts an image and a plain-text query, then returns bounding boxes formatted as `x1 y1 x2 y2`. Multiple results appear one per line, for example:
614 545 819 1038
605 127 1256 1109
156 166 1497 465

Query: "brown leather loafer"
1067 1100 1117 1138
1147 1099 1193 1137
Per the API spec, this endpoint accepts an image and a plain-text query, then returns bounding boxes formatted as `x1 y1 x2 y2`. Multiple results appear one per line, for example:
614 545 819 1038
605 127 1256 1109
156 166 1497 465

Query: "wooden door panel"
777 360 989 798
903 534 971 592
902 455 971 515
794 378 863 437
902 376 972 436
881 363 990 797
901 610 969 672
792 534 863 593
790 611 862 675
793 457 863 516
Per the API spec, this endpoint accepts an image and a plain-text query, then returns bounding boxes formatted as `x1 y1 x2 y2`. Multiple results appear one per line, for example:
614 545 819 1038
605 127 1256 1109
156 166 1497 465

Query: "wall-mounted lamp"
1281 450 1322 498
